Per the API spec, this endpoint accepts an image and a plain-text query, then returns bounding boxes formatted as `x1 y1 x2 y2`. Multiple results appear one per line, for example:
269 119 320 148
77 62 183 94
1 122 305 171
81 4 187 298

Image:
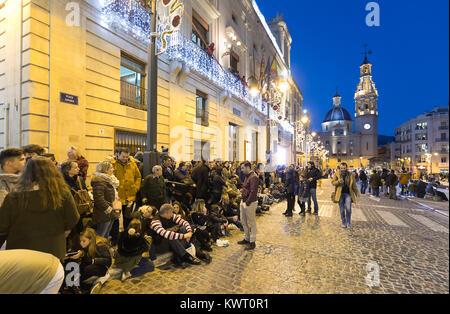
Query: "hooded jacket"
0 169 19 206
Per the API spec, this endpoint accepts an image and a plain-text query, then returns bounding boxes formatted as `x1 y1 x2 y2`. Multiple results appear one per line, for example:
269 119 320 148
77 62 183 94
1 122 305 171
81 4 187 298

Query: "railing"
439 126 448 130
120 80 147 111
436 138 448 142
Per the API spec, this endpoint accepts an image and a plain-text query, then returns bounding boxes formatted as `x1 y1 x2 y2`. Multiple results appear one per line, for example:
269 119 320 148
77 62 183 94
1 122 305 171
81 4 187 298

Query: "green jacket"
332 171 360 203
141 175 166 209
0 189 79 260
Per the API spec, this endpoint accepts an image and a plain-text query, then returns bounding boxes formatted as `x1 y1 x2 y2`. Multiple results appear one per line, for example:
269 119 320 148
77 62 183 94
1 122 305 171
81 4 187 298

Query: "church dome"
323 106 353 123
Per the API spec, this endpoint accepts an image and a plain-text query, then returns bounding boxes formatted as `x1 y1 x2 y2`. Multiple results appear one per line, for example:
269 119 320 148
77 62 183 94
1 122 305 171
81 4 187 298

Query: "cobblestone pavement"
100 180 449 294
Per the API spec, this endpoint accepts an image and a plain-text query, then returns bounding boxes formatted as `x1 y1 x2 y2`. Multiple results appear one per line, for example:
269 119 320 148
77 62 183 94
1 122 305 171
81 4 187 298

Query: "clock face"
364 123 371 130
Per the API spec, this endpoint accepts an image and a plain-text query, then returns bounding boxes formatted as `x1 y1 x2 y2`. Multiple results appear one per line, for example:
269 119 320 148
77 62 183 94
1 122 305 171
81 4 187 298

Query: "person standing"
283 165 296 217
162 155 175 182
67 146 89 181
0 157 79 260
237 162 259 250
112 147 141 231
141 165 167 211
306 161 321 215
398 169 410 196
332 163 359 228
359 167 368 194
386 170 399 200
369 170 382 197
0 148 26 248
91 161 122 240
297 173 310 216
192 160 210 201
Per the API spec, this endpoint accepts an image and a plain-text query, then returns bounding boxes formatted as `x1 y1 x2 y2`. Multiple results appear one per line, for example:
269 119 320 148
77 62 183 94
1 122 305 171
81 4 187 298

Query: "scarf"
94 172 120 190
177 167 187 175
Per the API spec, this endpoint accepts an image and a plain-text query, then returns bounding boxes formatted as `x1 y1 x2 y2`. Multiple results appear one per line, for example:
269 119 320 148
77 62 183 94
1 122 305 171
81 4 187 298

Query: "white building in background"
394 106 449 176
0 0 302 176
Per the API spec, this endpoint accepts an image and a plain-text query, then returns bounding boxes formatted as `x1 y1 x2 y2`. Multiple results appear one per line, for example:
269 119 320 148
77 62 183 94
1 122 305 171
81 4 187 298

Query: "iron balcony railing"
120 80 147 111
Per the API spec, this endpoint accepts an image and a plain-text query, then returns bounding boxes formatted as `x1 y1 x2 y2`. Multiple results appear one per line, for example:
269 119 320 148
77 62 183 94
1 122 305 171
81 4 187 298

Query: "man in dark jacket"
192 161 210 201
369 170 382 197
386 170 399 200
141 166 167 210
283 166 296 217
359 168 368 194
306 162 321 215
237 162 259 250
162 156 175 182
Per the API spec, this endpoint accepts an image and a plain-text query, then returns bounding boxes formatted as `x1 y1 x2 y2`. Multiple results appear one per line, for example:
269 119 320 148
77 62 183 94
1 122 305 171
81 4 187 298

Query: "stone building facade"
0 0 302 177
394 106 449 176
317 56 379 169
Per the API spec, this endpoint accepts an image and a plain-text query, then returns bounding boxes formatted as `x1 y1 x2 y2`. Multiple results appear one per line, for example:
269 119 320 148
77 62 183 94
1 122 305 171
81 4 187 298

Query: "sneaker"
347 223 352 228
341 224 347 228
313 212 319 216
184 254 202 265
285 213 293 217
121 272 132 282
237 239 250 245
299 212 306 216
245 242 256 250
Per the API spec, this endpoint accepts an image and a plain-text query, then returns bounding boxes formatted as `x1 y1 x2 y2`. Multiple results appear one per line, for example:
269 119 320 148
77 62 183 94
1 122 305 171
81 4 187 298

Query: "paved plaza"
100 180 449 294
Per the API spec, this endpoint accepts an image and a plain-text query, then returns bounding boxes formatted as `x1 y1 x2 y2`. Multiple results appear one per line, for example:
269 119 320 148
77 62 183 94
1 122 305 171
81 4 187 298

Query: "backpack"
72 177 93 215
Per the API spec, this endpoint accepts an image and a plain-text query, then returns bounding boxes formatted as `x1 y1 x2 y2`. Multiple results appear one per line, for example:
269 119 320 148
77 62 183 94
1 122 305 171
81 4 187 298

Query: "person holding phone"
332 163 360 228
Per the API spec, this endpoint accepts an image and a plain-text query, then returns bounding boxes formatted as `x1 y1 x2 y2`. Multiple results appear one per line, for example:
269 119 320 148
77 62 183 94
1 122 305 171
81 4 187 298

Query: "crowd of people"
0 144 287 294
1 143 446 294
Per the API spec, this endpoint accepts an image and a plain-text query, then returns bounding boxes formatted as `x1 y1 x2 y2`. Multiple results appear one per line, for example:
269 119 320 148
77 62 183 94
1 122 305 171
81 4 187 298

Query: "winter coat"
141 174 166 210
76 156 89 181
332 171 360 203
174 168 193 185
297 180 310 200
0 169 19 206
80 241 112 268
386 174 399 187
91 175 116 224
369 173 382 188
63 173 87 195
162 165 175 182
112 158 141 204
306 167 322 189
192 163 210 200
211 174 226 195
285 169 296 194
0 189 79 260
399 172 410 186
359 171 368 182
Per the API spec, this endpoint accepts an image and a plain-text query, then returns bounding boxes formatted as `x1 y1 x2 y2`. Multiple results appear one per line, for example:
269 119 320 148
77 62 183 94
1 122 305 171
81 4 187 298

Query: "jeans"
286 193 295 214
307 188 319 213
360 181 368 194
372 187 380 197
240 201 258 243
400 185 408 195
339 193 352 226
96 220 114 239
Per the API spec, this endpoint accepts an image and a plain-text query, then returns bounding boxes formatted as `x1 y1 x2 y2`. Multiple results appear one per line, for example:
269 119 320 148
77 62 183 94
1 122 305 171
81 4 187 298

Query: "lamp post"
143 0 160 177
248 72 289 165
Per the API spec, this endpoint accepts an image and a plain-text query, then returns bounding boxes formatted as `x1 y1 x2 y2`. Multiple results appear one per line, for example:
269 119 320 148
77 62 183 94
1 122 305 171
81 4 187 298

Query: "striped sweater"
150 214 192 240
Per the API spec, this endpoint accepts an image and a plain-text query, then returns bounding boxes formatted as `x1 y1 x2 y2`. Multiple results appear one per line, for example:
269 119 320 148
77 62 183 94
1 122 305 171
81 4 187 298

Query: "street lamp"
250 69 291 164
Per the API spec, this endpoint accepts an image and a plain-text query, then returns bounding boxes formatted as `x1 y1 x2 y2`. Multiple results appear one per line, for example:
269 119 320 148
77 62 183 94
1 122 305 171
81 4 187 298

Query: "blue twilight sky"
257 0 449 136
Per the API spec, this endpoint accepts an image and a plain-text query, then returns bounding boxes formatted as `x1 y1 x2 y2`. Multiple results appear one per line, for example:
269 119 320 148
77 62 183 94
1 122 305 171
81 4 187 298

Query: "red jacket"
242 171 259 206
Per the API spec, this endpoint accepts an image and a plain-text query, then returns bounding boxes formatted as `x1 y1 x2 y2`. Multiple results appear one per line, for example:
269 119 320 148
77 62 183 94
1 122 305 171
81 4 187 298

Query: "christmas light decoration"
100 0 294 134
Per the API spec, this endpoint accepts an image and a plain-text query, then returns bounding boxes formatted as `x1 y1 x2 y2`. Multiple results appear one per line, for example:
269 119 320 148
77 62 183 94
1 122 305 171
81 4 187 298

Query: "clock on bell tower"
354 46 378 157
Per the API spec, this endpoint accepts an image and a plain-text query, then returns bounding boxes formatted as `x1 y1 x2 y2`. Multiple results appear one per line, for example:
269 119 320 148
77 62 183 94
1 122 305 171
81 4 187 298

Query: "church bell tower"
354 46 378 157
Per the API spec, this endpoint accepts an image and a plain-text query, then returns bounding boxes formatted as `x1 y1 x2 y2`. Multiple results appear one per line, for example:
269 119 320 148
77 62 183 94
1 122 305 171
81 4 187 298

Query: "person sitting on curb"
150 204 201 267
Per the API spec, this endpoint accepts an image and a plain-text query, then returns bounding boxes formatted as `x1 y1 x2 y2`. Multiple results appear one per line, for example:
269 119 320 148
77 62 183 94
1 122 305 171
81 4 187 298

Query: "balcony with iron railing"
436 138 448 142
439 126 448 130
102 0 295 134
120 80 147 111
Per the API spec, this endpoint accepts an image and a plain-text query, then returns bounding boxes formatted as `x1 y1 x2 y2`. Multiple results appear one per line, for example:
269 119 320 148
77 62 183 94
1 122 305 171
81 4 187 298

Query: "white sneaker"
121 272 132 282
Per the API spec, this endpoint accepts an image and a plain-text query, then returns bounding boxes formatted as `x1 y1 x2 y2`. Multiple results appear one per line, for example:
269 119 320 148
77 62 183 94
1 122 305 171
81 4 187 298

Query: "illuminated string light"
100 0 294 134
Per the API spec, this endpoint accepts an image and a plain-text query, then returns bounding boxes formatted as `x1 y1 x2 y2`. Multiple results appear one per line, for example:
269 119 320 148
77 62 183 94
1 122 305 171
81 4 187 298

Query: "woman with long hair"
60 160 88 252
67 228 111 293
0 157 80 260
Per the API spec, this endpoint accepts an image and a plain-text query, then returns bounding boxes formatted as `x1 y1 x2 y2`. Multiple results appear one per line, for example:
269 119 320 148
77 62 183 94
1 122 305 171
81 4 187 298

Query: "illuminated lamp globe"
248 76 260 97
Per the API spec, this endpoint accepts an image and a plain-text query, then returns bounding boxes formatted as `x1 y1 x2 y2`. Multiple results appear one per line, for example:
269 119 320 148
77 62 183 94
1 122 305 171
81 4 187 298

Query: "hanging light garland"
100 0 294 134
